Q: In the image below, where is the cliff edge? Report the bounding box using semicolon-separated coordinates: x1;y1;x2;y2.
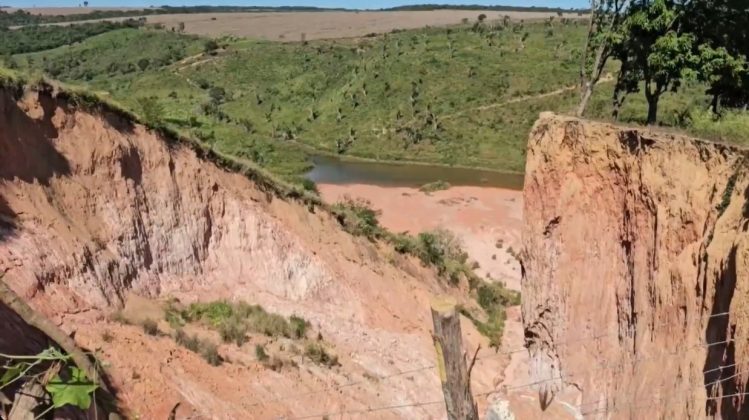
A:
0;81;502;418
522;113;749;419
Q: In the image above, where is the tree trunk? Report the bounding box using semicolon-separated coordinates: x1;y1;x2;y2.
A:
711;94;721;114
646;93;659;125
430;296;478;420
576;82;594;117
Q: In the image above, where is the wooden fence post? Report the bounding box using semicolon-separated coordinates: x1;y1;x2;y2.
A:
431;296;479;420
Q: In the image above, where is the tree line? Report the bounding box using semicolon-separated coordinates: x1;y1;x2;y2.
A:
0;19;144;57
578;0;748;124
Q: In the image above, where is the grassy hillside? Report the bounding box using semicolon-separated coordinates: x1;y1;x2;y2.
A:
0;20;147;56
12;20;748;181
14;20;589;176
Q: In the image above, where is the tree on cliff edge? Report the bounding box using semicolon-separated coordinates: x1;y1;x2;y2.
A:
610;0;748;124
576;0;628;117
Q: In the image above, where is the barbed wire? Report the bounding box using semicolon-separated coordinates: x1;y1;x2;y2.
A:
286;398;445;420
248;362;438;408
251;311;732;413
281;360;747;420
576;343;738;412
573;359;741;412
473;311;733;397
580;365;749;417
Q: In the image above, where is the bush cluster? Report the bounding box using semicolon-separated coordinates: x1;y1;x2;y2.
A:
171;300;310;346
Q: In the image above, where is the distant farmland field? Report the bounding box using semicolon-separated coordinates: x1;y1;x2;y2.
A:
11;10;585;41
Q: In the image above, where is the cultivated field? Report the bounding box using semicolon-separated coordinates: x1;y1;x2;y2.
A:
11;9;585;41
146;11;584;41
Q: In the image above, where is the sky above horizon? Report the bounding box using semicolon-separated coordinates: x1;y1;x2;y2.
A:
4;1;589;10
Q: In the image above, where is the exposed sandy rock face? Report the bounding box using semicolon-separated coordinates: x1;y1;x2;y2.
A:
0;87;494;418
522;113;749;419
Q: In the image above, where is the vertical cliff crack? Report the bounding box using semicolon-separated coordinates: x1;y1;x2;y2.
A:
703;245;742;418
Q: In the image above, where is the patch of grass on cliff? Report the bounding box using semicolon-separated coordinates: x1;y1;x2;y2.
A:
304;342;340;368
174;300;310;344
174;329;223;366
391;227;521;348
332;196;384;239
460;282;520;348
716;171;739;216
331;199;488;287
392;229;477;286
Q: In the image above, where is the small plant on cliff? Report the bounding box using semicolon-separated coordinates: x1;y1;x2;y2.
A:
461;282;521;348
332;196;383;239
141;318;159;336
716;172;739;216
391;233;417;254
178;300;311;340
174;329;223;366
300;178;319;194
200;341;222;366
477;282;521;309
304;342;339;368
414;229;470;284
219;316;249;346
289;315;310;340
255;344;269;362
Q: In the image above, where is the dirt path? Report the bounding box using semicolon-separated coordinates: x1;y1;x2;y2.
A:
442;75;614;121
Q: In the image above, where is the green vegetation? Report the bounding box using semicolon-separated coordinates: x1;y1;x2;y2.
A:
171;300;311;341
0;66;324;212
461;282;521;348
303;342;340;368
716;171;739;216
255;344;269;362
174;329;223;366
419;180;451;193
5;11;748;186
414;229;472;285
0;20;144;56
332;196;383;239
580;0;748;124
1;347;100;415
19;28;202;80
12;18;748;185
329;195;520;346
13;21;589;178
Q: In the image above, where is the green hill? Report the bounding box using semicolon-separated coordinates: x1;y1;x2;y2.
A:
11;19;745;184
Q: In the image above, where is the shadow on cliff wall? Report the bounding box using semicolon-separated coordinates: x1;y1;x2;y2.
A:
0;195;16;242
0;90;71;186
702;246;748;419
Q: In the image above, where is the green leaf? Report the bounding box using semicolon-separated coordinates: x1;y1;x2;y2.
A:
0;363;25;387
45;367;98;409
